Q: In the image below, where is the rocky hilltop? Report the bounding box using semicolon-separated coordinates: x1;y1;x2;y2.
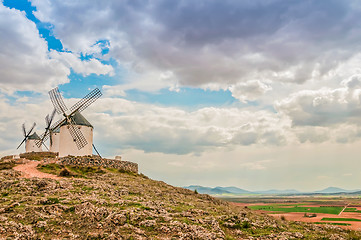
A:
0;158;360;239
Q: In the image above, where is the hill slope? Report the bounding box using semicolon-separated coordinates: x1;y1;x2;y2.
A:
0;159;360;239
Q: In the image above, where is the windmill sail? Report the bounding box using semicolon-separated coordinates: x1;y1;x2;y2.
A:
17;122;36;149
49;87;68;114
46;87;101;152
36;109;56;148
70;88;102;114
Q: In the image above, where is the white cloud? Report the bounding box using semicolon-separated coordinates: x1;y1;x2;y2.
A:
229;80;272;103
88;98;291;154
239;159;272;170
276;74;361;126
0;3;69;93
49;51;114;77
0;3;114;95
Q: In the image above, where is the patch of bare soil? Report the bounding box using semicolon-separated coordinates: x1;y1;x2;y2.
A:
272;212;361;231
13;160;60;179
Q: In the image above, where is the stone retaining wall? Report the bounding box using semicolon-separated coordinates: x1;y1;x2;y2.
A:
58;156;138;173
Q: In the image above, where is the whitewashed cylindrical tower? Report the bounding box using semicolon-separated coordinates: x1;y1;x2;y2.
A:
25;132;43;152
49;128;60;153
58;112;93;157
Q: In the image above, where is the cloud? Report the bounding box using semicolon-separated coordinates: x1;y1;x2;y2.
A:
0;3;114;94
229;80;272;103
0;95;54;155
30;0;361;93
239;159;273;170
0;3;69;93
276;74;361;126
49;51;114;77
88;98;290;154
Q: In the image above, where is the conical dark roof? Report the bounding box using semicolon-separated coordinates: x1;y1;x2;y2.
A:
28;132;40;140
60;111;93;128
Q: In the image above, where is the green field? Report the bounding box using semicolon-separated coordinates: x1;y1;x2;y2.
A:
249;205;343;215
321;217;361;222
344;208;361;213
315;222;351;226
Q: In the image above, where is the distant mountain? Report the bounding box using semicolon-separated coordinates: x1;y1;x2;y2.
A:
214;186;252;194
254;189;300;194
183;185;361;196
184;185;231;194
314;187;360;194
184;185;302;195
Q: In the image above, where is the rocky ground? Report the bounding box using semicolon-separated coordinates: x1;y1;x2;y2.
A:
0;158;361;239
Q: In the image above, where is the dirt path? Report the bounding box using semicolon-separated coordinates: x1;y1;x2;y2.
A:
13;160;61;180
339;203;350;216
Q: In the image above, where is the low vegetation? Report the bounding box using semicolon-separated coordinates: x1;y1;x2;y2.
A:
315;222;351;226
321;218;361;222
249;204;344;215
344;208;361;213
0;160;15;170
19;152;58;161
1;160;361;239
37;163;106;178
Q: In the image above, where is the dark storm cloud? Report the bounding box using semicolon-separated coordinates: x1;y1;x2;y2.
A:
32;0;361;87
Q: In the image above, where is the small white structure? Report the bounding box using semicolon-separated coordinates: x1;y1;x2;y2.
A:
49;128;60;153
25;132;43;152
58;111;93;157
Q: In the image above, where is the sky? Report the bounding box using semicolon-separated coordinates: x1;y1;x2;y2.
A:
1;0;361;191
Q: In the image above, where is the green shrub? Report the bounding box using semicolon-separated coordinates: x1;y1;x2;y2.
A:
41;197;60;205
242;221;251;228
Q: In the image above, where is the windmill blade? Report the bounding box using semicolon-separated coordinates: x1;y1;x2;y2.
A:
49;130;53;146
22;123;26;137
50;118;66;131
45;114;50;126
69;88;102;114
49;87;68;114
35;132;46;148
49;108;56;123
16;137;27;149
67;118;88;150
36;131;51;148
18;122;35;149
36;110;54;148
27;122;36;136
42;142;49;151
36;117;66;148
47;109;56;147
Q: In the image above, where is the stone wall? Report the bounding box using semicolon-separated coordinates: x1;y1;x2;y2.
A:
58;156;138;173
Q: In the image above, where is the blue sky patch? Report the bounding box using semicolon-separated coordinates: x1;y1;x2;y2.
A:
124;87;238;109
3;0;63;51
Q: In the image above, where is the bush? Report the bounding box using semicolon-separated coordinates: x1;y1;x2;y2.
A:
242;221;251;228
0;161;15;170
59;169;71;177
194;189;198;194
281;215;286;221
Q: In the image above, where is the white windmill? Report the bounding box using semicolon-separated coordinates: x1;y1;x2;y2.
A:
17;123;43;152
36;87;102;157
